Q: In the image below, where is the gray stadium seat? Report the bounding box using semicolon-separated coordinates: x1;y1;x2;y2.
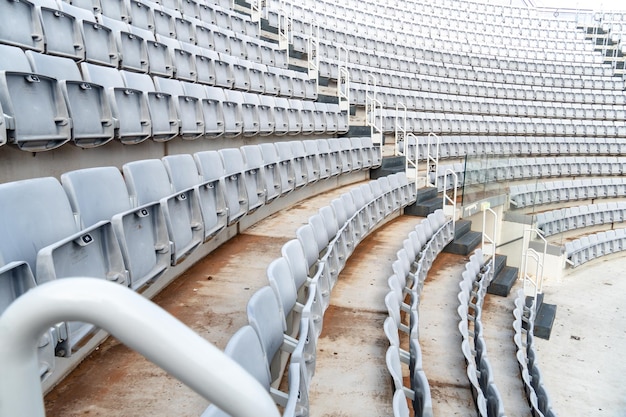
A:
61;166;170;290
219;147;264;214
26;51;115;148
162;154;227;241
153;77;204;139
0;0;44;51
194;150;247;226
123;159;203;265
184;83;224;137
242;144;280;204
80;62;151;144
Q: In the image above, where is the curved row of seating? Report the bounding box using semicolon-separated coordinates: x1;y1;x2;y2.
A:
435;156;626;192
0;0;287;69
509;178;626;209
0;137;376;385
356;85;626;120
457;251;506;417
201;172;417;416
564;227;626;268
385;209;454;417
513;290;557;417
404;136;626;163
536;202;626;237
0;43;343;151
374;110;625;137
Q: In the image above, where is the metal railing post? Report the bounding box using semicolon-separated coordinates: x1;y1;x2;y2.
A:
0;279;280;417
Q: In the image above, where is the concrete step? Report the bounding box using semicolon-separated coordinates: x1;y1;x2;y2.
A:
487;266;518;297
404;197;441;217
493;254;507;278
453;220;472;239
444;230;482;256
370;155;405;179
534;302;557;340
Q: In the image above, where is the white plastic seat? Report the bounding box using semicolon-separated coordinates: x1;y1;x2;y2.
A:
153;77;203;140
61;166;170;290
194;150;247;226
247;286;313;389
261;142;294;196
0;177;128;352
162;154;227;241
220;147;264;214
123;159;203;265
37;2;85;60
80;62;151;144
184;83;224;138
200;325;307;417
101;16;149;74
0;0;44;52
121;70;179;141
282;141;307;189
0;45;71;151
26;50;114;148
242;144;280;204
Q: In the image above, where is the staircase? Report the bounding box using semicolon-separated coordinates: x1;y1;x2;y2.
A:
404;187;441;217
487;254;519;297
443;220;482;256
525;293;557;340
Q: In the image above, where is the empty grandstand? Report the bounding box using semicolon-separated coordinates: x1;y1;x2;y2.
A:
0;0;625;416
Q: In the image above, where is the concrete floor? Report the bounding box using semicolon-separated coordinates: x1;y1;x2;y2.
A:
43;179;626;416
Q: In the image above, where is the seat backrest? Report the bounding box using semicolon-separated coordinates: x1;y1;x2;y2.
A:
0;177;77;272
0;0;44;51
225;325;272;390
246;286;285;366
123;159;174;206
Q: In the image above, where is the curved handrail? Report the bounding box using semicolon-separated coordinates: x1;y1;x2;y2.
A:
0;278;280;417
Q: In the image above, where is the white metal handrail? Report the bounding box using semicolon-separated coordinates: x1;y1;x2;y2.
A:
0;278;280;417
338;66;350;112
307;22;319;79
395;102;407;157
250;0;264;22
521;228;548;309
425;132;440;189
278;11;291;51
404;132;419;191
481;207;498;274
442;168;458;230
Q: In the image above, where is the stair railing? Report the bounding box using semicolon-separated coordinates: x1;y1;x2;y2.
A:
307;22;319;80
481;206;498;275
442;168;458;230
425;132;440;189
365;74;383;152
0;278;280;417
337;45;350;112
521;228;547;311
395;102;407;157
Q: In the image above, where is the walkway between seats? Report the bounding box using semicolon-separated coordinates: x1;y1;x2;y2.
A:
44;182;363;417
480;282;532;417
418;252;476;415
308;216;422;416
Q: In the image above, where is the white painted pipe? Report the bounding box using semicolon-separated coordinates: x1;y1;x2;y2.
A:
0;278;280;417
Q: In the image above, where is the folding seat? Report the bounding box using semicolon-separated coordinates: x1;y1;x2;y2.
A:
179;0;198;18
216;88;243;137
270;67;294;98
0;177;128;353
212;52;235;89
99;16;149;74
80;62;154;144
328;139;345;176
154;36;197;82
153;5;177;38
280;238;327;336
291;99;314;135
123;159;204;264
177;83;222;138
245;61;266;94
151;77;201;139
120;70;179;141
0;0;44;51
25;51;113;149
301;140;321;184
127;0;155;31
272;97;290;136
194;150;247;225
200;325;307;417
246;286;313;390
0;45;71;151
290;71;307;100
262;142;295;196
36;1;86;61
0;260;56;381
274;142;307;188
242;144;280;204
61;166;170;291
